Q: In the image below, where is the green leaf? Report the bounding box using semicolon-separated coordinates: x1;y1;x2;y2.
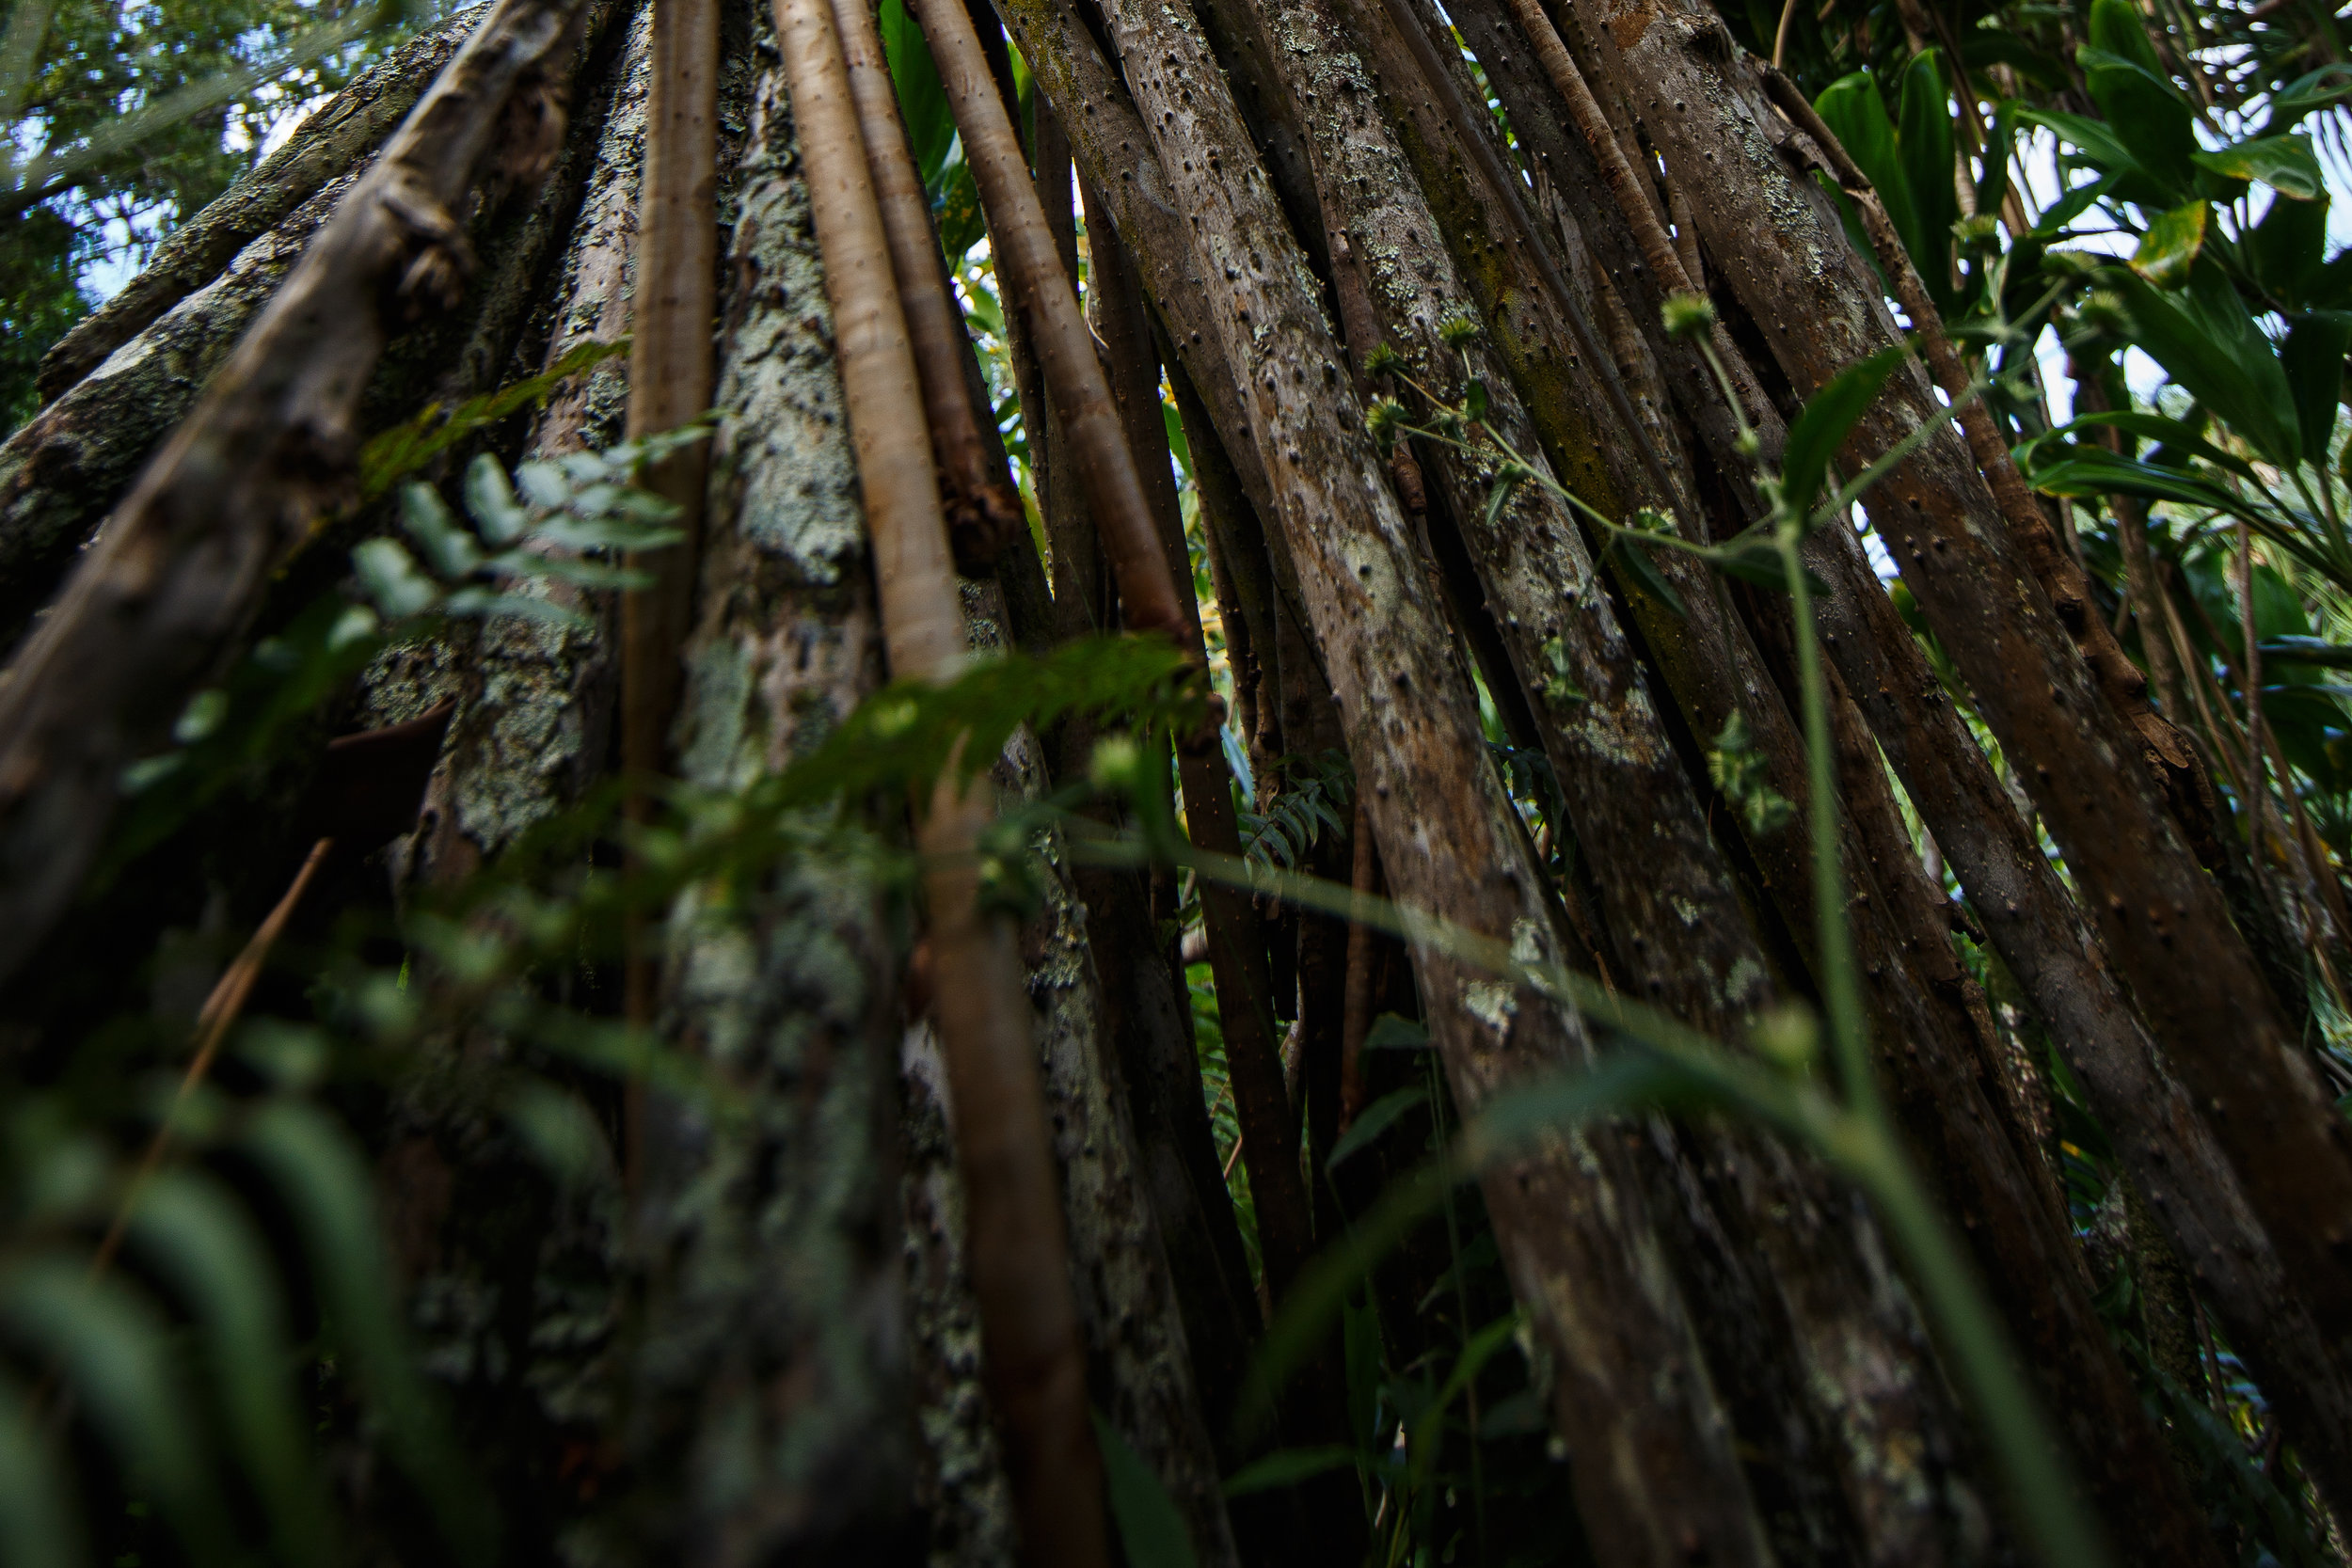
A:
1610;534;1690;619
1816;72;1914;260
1326;1085;1428;1170
2282;311;2351;464
2026;448;2249;514
1221;1446;1361;1497
1;1259;233;1562
131;1171;329;1567
357;338;626;499
1483;466;1523;529
1960;34;2068;89
1091;1411;1198;1568
245;1102;498;1566
1897;51;1958;313
1162;399;1192;477
463;451;531;545
2259;636;2352;669
2014;106;2146;186
1363;1013;1430;1051
2249;191;2332;306
2048;410;2257;479
1410;1311;1524;1483
2112;263;2303;467
2191;135;2325;200
879;0;955;187
402;483;482;577
2082;0;2197;195
2266;64;2352;132
1783;345;1910;518
351;536;441;620
2130;201;2207;289
0;1371;81;1568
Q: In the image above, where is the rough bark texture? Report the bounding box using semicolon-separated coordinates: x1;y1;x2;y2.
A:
1585;0;2352;1429
995;0;1781;1556
0;0;609;983
1210;0;1989;1556
1443;0;2352;1511
617;84;920;1533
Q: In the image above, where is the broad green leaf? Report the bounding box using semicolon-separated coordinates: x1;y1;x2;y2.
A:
1091;1411;1198;1568
1816;72;1915;266
132;1171;329;1567
1783;345;1910;518
1326;1085;1428;1170
2131;201;2207;289
2259;636;2352;669
1362;1012;1430;1051
2249;191;2333;306
2265;63;2352;132
2191;134;2325;200
2050;410;2257;479
1611;534;1690;619
2013;106;2145;187
879;0;955;188
1897;51;1959;313
2281;311;2352;463
1162;399;1192;476
1221;1446;1360;1497
2112;263;2303;467
1;1259;233;1563
245;1102;499;1566
1960;34;2067;88
2082;0;2197;195
2026;448;2247;511
0;1372;78;1568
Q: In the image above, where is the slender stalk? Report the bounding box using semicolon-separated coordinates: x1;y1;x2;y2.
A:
1079;170;1321;1303
1339;798;1377;1129
1778;524;1876;1116
904;0;1184;639
771;6;1107;1566
621;0;722;1184
927;0;1318;1302
828;0;1024;571
88;836;333;1280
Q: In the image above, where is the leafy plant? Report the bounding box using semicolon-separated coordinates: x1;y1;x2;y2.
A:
1238;749;1352;868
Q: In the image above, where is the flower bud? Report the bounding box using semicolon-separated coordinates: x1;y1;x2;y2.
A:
1661;292;1716;341
1089;734;1144;795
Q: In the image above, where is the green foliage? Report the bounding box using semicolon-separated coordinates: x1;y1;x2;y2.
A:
1093;1410;1200;1568
1707;710;1795;835
0;204;85;425
102;421;698;879
876;0;983;260
1237;749;1351;868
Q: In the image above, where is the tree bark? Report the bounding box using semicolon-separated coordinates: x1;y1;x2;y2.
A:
992;0;1780;1556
